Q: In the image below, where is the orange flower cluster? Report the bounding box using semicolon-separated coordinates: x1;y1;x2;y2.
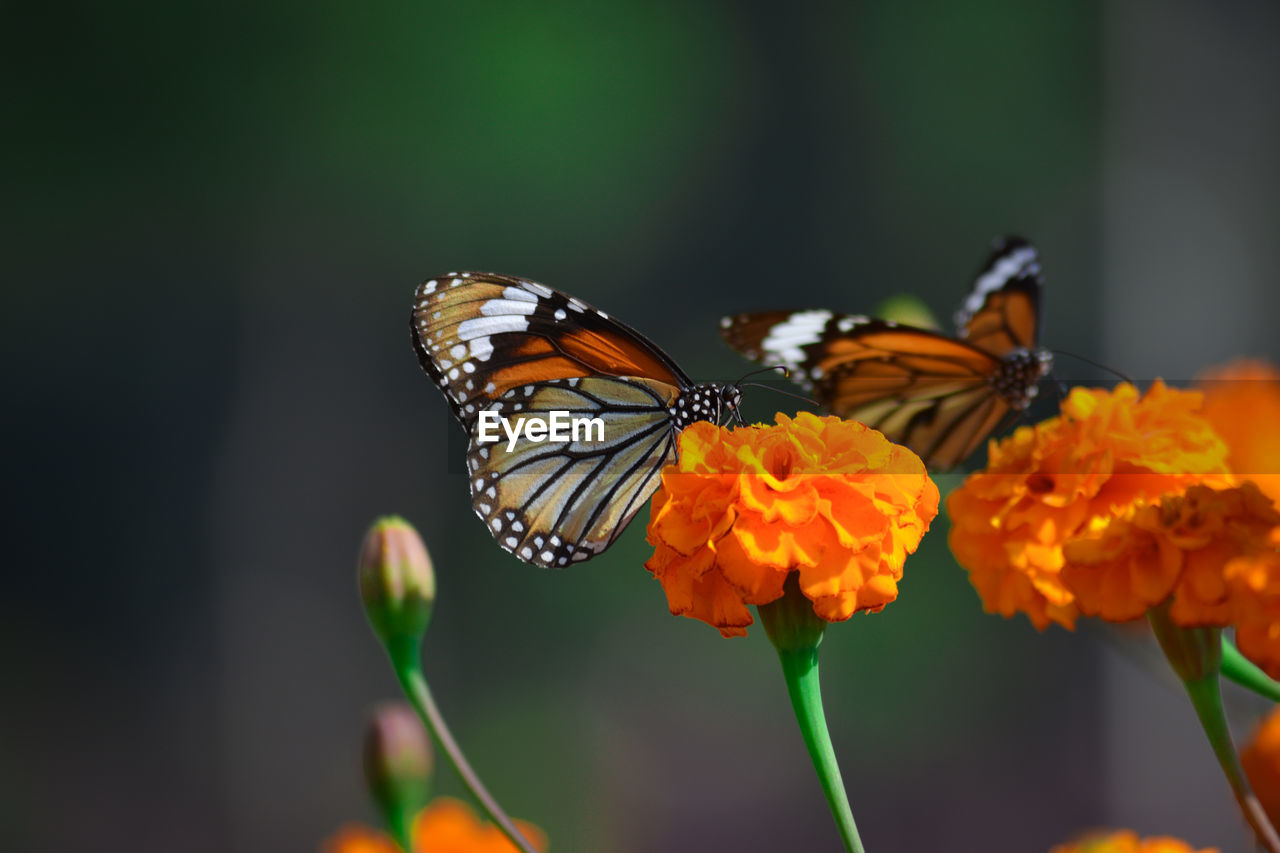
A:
949;376;1280;677
1195;360;1280;678
325;798;546;853
1048;829;1218;853
1243;706;1280;829
1064;482;1280;627
948;381;1232;630
645;411;939;637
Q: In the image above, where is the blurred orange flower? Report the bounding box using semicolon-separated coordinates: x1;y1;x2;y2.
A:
1063;482;1280;626
324;798;546;853
948;381;1231;630
645;411;938;636
1242;706;1280;827
1049;829;1217;853
1225;524;1280;679
1198;359;1280;507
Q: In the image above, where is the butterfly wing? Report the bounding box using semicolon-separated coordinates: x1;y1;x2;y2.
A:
720;310;1010;469
467;376;679;567
411;272;691;427
720;238;1052;469
954;236;1043;356
413;273;706;567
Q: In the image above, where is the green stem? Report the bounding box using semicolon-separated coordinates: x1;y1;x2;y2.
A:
1182;674;1280;853
387;638;539;853
386;803;413;853
776;646;866;853
1222;636;1280;703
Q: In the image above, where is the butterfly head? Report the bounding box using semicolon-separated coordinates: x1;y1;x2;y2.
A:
995;347;1054;410
719;383;745;426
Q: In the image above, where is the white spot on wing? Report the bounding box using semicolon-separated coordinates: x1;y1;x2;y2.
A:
458;315;528;344
760;310;832;366
480;299;538;317
835;315;869;333
502;286;539;304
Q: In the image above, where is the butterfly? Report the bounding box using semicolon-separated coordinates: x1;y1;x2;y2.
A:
719;236;1054;470
411;272;743;567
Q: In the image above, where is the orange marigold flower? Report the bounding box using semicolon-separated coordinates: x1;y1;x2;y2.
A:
1198;359;1280;507
644;411;939;636
325;798;546;853
1242;706;1280;828
1048;828;1218;853
1224;522;1280;679
948;381;1231;630
1063;482;1280;626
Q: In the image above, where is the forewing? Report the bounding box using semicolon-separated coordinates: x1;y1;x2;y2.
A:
465;376;680;567
412;273;689;427
720;309;860;390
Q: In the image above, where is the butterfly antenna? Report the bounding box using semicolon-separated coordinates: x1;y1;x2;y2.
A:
740;381;817;407
1049;349;1134;385
735;364;791;384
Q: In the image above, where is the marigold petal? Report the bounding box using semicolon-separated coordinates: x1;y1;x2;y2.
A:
324;826;403;853
1049;828;1218;853
715;532;789;604
412;798;548;852
1242;705;1280;829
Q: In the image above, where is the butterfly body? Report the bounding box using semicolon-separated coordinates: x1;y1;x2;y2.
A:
991;346;1054;409
720;237;1053;470
412;272;740;567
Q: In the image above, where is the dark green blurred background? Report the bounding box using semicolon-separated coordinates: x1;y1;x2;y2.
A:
7;2;1280;851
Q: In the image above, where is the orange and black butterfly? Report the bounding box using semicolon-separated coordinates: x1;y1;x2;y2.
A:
720;236;1053;470
412;272;743;567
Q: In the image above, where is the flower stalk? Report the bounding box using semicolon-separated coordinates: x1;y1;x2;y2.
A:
386;637;541;853
760;579;865;853
1150;605;1280;852
774;645;865;853
1222;635;1280;703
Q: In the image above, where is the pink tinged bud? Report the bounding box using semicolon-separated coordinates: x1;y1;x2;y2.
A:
364;703;433;835
359;516;436;647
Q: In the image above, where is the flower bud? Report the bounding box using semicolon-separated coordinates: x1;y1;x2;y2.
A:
359;516;435;649
363;702;433;841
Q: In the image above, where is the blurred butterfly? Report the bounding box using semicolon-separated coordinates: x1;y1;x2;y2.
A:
411;272;743;567
720;236;1053;470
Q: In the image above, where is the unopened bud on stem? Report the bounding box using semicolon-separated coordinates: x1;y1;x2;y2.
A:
359;516;436;651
